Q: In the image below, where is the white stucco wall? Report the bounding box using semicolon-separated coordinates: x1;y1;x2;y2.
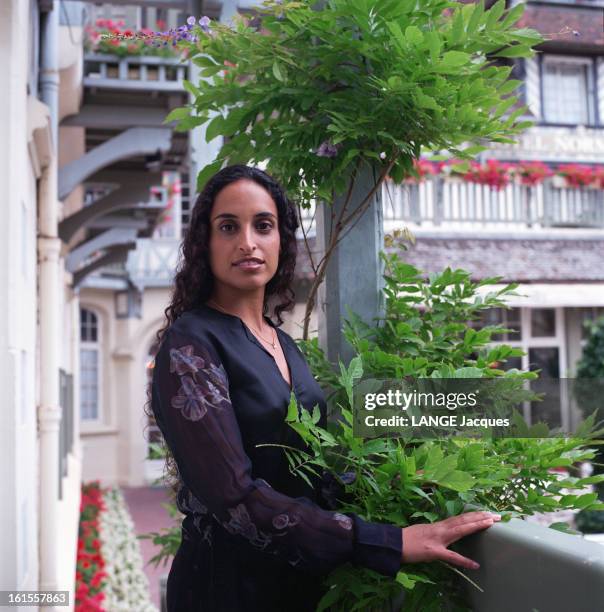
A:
0;0;40;593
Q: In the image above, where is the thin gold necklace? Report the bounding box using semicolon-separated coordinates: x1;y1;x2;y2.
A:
206;299;277;350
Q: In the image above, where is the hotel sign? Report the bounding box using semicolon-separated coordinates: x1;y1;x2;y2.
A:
487;127;604;162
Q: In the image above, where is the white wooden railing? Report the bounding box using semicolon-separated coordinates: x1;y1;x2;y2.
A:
83;53;186;92
382;177;604;229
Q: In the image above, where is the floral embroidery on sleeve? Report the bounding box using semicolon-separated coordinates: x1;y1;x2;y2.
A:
170;344;206;375
333;513;353;530
272;513;301;530
169;343;230;421
220;504;276;550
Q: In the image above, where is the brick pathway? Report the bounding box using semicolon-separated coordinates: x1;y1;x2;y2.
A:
122;486;176;610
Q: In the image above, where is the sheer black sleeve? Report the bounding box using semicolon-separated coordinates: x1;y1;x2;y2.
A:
151;327;402;577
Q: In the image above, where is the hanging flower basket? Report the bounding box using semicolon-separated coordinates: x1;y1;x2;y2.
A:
405;158;441;183
592;167;604;190
462;159;513;191
556;164;595;189
514;160;553;186
84;19;183;58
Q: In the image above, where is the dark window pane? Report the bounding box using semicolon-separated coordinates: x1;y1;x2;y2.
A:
531;309;556;337
503;356;523;371
528;347;560;378
581;307;604;340
506;308;521;340
483;308;503;326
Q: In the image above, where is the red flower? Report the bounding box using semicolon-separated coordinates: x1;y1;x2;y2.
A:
514;160;553;186
76;582;89;599
463;159;512;191
557;163;594;188
406;158;440;183
90;572;105;589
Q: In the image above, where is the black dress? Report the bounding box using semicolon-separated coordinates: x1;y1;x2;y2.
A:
151;304;402;611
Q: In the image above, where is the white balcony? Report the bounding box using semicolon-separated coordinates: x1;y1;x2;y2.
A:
383;177;604;231
124;177;604;289
83;53;187;92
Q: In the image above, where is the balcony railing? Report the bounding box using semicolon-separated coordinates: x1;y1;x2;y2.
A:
83;53;187;92
383;177;604;229
127;237;180;290
124;177;604;289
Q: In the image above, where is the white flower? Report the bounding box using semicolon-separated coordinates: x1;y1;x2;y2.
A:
99;487;159;612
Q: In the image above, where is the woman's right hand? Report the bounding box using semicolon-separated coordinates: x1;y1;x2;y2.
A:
400;511;501;570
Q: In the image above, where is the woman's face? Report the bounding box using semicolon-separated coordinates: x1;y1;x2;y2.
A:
208;179;281;294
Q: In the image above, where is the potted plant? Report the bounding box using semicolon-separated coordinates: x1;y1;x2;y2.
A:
514;160;553;186
555;163;595;189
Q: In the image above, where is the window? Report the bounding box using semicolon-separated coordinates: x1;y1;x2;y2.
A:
580;307;604;342
80;308;100;421
531;308;556;338
541;56;597;125
473;307;567;427
475;307;522;342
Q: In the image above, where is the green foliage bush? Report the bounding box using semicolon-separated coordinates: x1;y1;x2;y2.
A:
288;252;604;610
144;252;604;609
173;0;541;203
574;316;604;533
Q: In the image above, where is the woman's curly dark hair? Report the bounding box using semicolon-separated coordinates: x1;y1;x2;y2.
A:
145;164;300;487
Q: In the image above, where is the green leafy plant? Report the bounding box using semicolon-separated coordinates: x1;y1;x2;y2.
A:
170;0;543;338
142;251;604;609
138;500;183;569
574;316;604;533
285;251;604;611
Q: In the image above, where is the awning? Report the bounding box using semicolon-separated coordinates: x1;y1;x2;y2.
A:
476;283;604;307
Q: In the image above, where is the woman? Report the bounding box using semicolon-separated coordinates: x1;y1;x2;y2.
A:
150;164;500;611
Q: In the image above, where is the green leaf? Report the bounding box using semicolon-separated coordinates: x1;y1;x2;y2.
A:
396;572;418;589
415;92;442;111
405;25;424;45
460;144;488;157
386;21;406;49
273;61;286;82
548;522;580;535
486;0;506;29
182;79;199;97
164;106;191;124
438;470;476;492
424;31;441;63
495;45;533;59
192;55;220;69
500;2;525;29
286;392;299;422
441;51;470;68
449;10;465;46
222;108;249;136
467;0;485;35
575;492;599;509
196;159;223;192
498;79;523;95
424;445;444;473
205;113;225;143
200;64;224;77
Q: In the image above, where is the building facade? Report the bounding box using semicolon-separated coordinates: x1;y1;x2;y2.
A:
77;0;604;487
1;0;602;607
